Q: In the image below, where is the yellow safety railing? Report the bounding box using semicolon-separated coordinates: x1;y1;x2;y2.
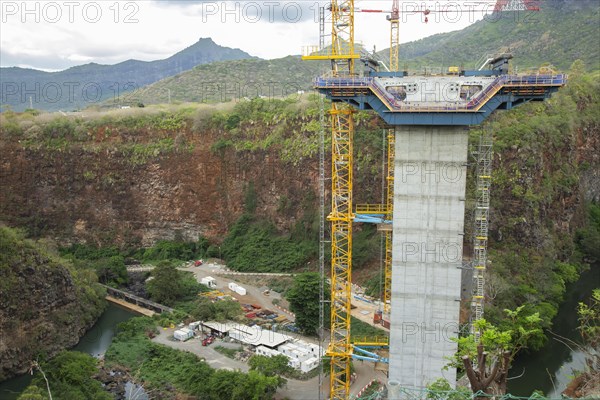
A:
351;336;389;346
355;204;388;214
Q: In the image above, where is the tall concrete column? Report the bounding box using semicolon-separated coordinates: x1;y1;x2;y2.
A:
388;126;468;391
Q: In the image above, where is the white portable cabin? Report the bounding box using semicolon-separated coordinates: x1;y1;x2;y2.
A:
188;321;201;331
174;328;194;341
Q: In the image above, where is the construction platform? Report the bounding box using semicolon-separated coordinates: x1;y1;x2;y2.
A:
314;73;566;125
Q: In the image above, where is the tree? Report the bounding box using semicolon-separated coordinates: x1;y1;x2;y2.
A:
207;369;244;400
213;299;243;321
450;307;543;398
19;352;111;400
18;386;47;400
94;255;128;286
426;378;471;400
564;288;600;397
242;370;282;400
191;296;216;321
286;272;329;335
146;262;183;305
207;369;281;400
578;289;600;362
249;354;291;379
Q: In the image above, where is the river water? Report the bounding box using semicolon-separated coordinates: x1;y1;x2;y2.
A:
0;303;138;400
508;263;600;397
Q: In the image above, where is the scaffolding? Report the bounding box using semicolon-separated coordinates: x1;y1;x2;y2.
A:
354;130;394;318
471;131;493;340
318;93;326;400
383;131;395;314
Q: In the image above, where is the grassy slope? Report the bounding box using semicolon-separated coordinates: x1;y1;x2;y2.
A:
113;57;329;107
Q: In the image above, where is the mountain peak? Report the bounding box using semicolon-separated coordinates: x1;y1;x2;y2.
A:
171;37;254;60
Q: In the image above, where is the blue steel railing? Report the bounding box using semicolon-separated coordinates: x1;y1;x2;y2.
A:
314;74;567;113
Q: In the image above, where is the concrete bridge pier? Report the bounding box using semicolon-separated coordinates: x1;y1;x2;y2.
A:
389;126;468;390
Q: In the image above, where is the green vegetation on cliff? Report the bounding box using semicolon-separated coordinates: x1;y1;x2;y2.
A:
576;202;600;263
220;213;315;272
0;226;106;381
472;65;600;347
0;106;196;165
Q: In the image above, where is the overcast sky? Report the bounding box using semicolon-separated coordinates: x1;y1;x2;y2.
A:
0;1;501;71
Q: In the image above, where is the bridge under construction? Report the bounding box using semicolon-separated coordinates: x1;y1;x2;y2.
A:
303;0;566;398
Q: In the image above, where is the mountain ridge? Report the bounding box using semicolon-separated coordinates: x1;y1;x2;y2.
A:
1;38;255;112
380;0;599;70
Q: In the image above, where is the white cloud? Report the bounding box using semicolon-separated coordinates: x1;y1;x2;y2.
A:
0;0;494;71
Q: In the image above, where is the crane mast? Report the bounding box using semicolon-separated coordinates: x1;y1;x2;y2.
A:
303;1;358;398
388;0;400;72
328;2;355;398
384;0;400;315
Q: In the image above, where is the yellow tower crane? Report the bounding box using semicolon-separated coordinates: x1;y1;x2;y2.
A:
303;1;358;398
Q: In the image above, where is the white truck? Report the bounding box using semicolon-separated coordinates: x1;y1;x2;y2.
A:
201;276;217;289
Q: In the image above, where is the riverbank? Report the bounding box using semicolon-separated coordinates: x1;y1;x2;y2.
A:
0;303;139;399
508;263;600;397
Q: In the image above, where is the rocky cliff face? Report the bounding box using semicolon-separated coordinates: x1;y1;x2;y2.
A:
0;125;318;248
0;227;106;380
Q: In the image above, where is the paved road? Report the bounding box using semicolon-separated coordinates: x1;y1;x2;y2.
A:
351;360;388;398
276;362;387;400
153;327;250;372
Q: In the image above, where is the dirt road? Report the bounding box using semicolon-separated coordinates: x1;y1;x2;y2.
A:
181;262;295;320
